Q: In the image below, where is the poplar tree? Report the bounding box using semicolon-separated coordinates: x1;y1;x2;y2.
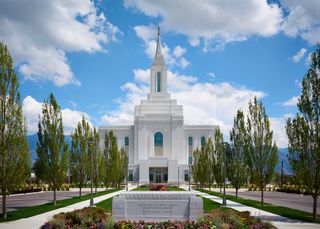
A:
246;97;278;206
35;93;69;205
103;131;119;189
286;47;320;219
213;128;224;193
70;116;90;197
228;110;248;198
0;42;30;219
118;147;128;188
92;127;101;194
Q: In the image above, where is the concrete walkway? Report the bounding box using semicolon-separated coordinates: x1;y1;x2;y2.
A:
192;189;320;229
0;189;125;229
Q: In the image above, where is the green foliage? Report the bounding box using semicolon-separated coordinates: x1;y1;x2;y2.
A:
286;47;320;219
34;93;69;205
0;41;30;219
228;110;249;198
102;131;128;189
213;128;224;190
70;116;91;197
246;97;278;205
91;127;102;193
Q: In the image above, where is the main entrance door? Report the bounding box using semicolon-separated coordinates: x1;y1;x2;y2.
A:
149;167;168;183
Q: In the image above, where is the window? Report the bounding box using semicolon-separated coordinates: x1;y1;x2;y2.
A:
154;132;163;156
184;170;189;181
128;170;133;181
201;136;206;146
125;137;129;146
156;72;161;92
188;137;193;163
188;136;193;146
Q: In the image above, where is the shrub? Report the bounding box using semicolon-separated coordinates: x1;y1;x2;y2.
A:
149;184;168;191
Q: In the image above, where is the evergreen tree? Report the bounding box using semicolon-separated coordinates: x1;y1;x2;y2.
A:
228;110;248;198
70;116;90;197
0;42;30;219
286;47;320;219
103;131;119;189
246;97;278;206
34;93;69;205
213;128;224;193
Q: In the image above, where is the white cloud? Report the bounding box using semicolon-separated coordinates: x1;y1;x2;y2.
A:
281;0;320;45
134;25;190;68
0;0;121;86
292;48;307;63
125;0;283;50
100;68;272;142
207;72;216;79
270;114;292;148
23;96;91;135
282;95;299;106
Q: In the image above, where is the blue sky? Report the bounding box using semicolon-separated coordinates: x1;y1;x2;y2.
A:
1;0;319;148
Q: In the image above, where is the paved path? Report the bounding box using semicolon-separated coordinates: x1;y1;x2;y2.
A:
192;189;320;229
0;189;125;229
208;188;319;214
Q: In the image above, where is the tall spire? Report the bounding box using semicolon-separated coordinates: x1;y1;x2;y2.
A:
155;26;161;57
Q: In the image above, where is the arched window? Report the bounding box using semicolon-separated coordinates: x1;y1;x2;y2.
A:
125;137;129;146
156;72;161;92
154;132;163;156
188;136;193;163
201;136;206;146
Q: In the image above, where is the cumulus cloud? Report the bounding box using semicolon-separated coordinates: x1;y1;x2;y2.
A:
0;0;122;86
282;95;299;107
281;0;320;45
134;25;190;68
100;69;295;146
292;48;307;63
125;0;283;50
23;96;91;135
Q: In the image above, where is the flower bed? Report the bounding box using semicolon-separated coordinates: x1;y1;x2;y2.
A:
41;207;275;228
149;183;168;191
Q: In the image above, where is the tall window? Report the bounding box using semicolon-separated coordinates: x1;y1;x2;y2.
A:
156;72;161;92
124;137;129;153
154;132;163;156
201;136;206;146
188;136;193;163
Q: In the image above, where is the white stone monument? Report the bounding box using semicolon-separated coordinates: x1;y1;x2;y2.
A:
112;191;203;222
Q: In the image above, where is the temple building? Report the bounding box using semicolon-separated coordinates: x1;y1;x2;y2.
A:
99;27;217;184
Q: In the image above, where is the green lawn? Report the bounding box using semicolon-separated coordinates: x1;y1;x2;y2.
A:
132;185;185;191
0;189;121;222
96;197;113;210
197;189;320;224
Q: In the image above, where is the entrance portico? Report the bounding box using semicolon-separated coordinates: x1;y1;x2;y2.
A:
149;167;168;183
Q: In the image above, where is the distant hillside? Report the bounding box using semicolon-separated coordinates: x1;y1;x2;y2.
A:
275;148;292;175
28;134;72;164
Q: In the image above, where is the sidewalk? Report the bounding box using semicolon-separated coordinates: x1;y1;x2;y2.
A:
192;189;320;229
0;189;125;229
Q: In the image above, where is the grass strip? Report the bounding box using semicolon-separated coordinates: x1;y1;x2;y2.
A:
96;197;113;210
197;188;320;224
0;188;120;222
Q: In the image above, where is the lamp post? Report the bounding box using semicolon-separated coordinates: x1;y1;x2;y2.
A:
188;156;192;191
178;167;180;187
89;141;94;207
222;142;228;206
126;171;128;191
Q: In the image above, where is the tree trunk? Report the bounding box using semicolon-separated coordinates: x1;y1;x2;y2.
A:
95;186;97;194
79;187;82;197
220;185;222;194
2;193;7;219
53;188;56;206
313;195;318;219
260;186;264;206
236;188;238;198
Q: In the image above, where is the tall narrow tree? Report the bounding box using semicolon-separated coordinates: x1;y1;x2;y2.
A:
246;97;278;206
103;131;119;189
70;116;90;197
92;127;101;194
228;110;248;198
286;47;320;219
118;147;128;188
0;42;30;219
213;128;224;193
34;93;69;205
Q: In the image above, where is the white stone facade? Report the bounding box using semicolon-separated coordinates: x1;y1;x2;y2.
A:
99;27;218;184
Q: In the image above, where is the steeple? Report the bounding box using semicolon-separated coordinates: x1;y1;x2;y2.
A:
155;26;161;56
149;26;169;100
153;26;164;66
